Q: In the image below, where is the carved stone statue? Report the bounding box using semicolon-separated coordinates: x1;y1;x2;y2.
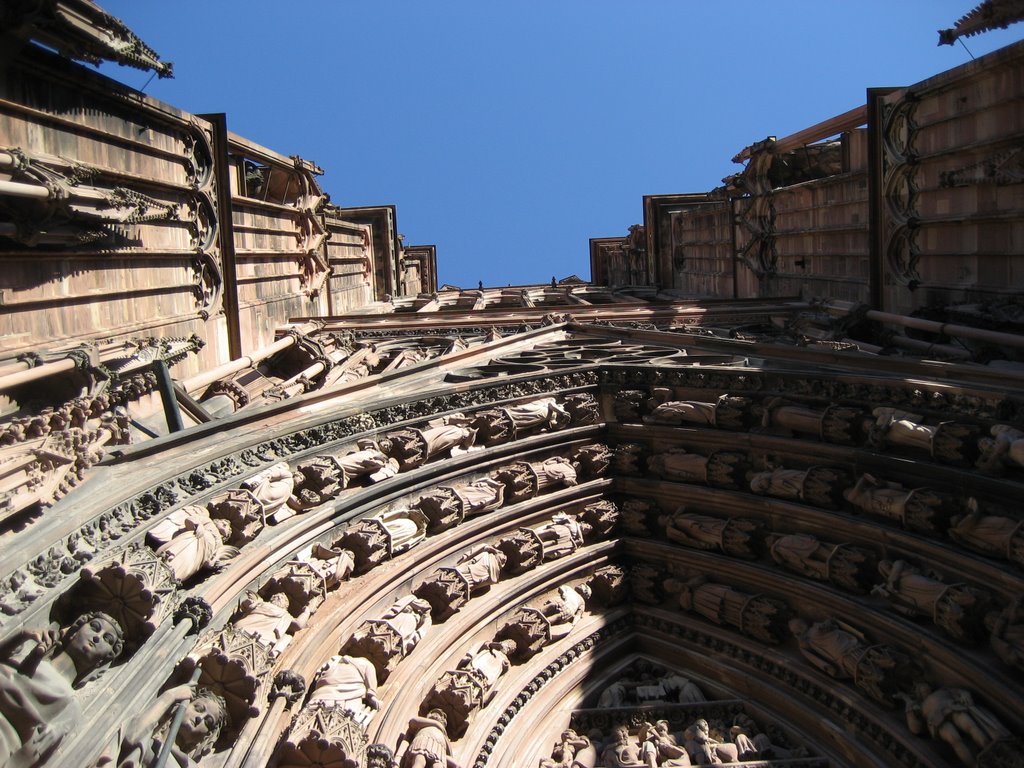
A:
399;709;457;768
612;443;645;477
665;577;790;644
758;398;864;444
639;721;689;767
288;457;345;512
868;408;979;465
346;596;433;679
789;617;912;704
387;417;477;471
340;509;428;572
600;726;644;768
977;424;1024;475
534;512;586;559
239;461;294;522
874;560;993;643
115;684;229;768
643;391;750;430
414;545;506;618
539;729;590;768
628;564;665;605
767;533;876;593
424;640;517;734
647;448;749;489
613;391;647;422
306;655;380;726
749;465;848;509
503;397;571;433
660;510;763;559
620;498;655;536
232;590;309;655
843;473;954;534
901;684;1011;765
147;505;236;582
540;584;591;640
337;445;400;486
0;612;124;767
532;457;578;494
949;501;1024;567
988;598;1024;671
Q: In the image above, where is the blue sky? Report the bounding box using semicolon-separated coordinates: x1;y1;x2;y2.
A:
97;2;1022;288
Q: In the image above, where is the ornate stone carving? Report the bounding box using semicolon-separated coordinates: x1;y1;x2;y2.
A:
749;465;849;509
874;560;994;643
988;598;1024;672
414;544;506;619
659;510;764;559
756;398;865;444
612;443;645;477
495;585;591;659
620;497;656;535
345;596;433;681
146;505;237;583
385;415;477;471
643;391;752;430
867;408;980;466
586;565;627;607
306;654;380;725
789;617;915;705
206;489;265;544
185;625;275;726
423;640;516;736
901;685;1016;766
270;669;307;706
339;509;428;573
647;448;750;490
563;393;600;425
539;729;591;768
238;461;294;522
977;424;1024;475
398;709;454;768
767;533;877;593
114;683;229;768
231;589;312;656
629;564;667;605
471;396;570;444
949;502;1024;567
844;473;955;534
280;704;368;768
74;544;177;643
613;390;647;422
0;612;125;767
665;577;790;644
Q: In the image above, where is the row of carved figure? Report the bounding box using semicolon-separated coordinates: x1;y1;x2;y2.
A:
572;566;1021;766
0;450;611;767
622;499;1018;652
615;388;1024;475
275;500;623;767
618;438;1024;572
542;713;805;768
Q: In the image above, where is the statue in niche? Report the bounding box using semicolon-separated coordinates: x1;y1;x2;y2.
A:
0;612;124;767
767;533;876;592
868;408;979;465
727;714;805;761
239;461;294;522
664;576;790;644
115;684;229;768
660;673;705;704
900;684;1012;766
456;639;515;695
843;473;953;534
386;416;477;471
600;726;644;768
539;729;591;768
336;442;400;486
425;640;517;732
643;390;751;430
977;424;1024;475
414;545;506;618
489;462;535;505
874;559;993;643
647;448;748;489
788;617;913;704
533;456;578;494
639;721;689;767
288;457;346;512
749;464;848;509
147;505;237;582
659;509;763;559
988;598;1024;671
232;589;310;655
412;475;507;534
503;396;571;433
347;596;432;678
682;719;724;765
540;584;591;640
756;397;864;444
304;544;356;590
205;490;264;545
948;499;1024;567
534;512;586;559
398;709;457;768
306;655;380;726
579;500;619;537
341;509;427;572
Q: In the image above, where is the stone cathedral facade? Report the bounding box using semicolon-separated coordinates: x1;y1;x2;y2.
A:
1;3;1024;767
